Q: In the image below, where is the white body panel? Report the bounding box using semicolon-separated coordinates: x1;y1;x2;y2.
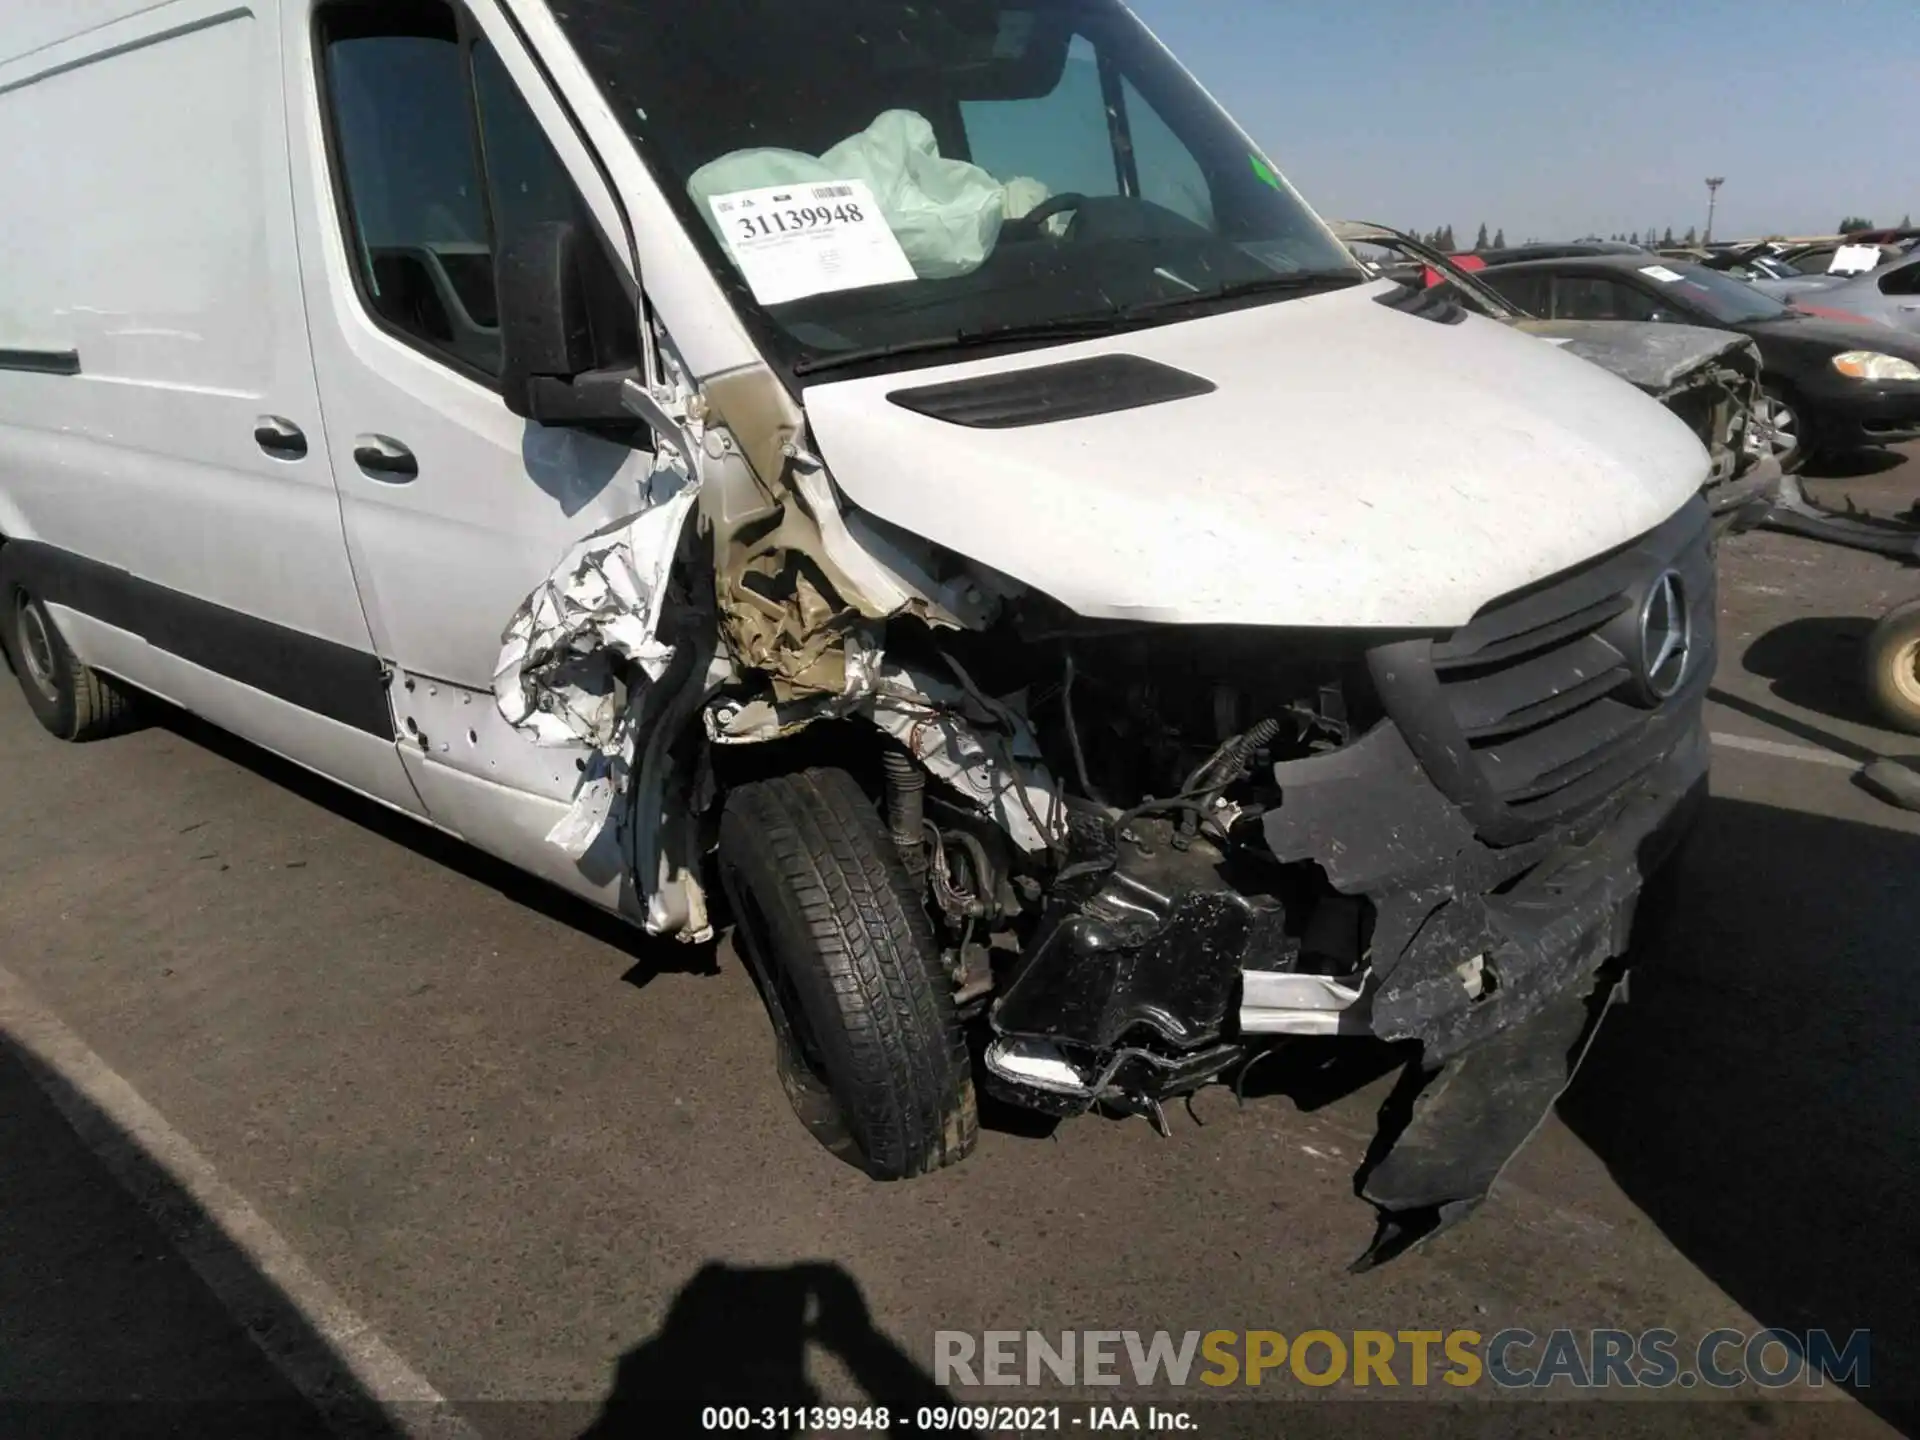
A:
0;3;376;652
0;0;421;813
804;284;1709;630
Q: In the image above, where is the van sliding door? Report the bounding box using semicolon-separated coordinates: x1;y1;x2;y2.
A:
0;0;421;812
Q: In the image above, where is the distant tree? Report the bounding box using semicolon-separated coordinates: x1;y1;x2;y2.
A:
1474;222;1490;250
1440;224;1457;250
1629;231;1640;245
1838;216;1875;233
1904;213;1913;228
1661;226;1676;246
1492;228;1506;248
1683;225;1698;245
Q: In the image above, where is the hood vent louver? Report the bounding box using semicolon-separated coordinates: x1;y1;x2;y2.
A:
887;354;1216;429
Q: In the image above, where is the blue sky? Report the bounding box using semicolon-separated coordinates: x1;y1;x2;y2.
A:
1132;0;1916;243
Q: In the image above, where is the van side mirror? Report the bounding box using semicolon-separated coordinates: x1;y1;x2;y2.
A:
497;221;636;425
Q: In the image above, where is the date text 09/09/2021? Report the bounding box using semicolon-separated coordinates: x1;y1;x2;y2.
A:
700;1406;1194;1433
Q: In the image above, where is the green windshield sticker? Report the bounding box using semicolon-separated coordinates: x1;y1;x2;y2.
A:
1250;155;1282;190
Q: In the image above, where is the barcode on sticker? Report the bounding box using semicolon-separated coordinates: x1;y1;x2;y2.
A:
813;185;856;199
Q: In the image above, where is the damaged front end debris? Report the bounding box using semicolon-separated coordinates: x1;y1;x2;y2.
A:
493;342;1716;1266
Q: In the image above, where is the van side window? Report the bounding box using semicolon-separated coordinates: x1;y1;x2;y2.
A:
317;2;633;384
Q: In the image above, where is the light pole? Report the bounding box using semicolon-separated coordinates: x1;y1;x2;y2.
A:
1704;177;1724;245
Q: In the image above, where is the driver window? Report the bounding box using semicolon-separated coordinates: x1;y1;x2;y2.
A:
319;1;634;384
960;37;1119;201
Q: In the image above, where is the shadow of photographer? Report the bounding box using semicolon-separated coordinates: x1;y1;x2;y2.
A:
582;1262;974;1439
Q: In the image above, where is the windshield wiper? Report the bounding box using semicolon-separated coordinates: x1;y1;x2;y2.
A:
791;315;1141;377
789;270;1369;378
1120;269;1367;317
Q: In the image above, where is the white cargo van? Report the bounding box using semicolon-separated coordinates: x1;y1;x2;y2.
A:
0;0;1716;1264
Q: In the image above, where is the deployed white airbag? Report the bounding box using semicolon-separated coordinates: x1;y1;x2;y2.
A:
689;110;1040;289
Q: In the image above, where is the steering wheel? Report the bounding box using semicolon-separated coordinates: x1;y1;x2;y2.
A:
1003;192;1091;243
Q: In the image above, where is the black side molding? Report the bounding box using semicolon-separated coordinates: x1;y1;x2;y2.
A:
0;541;395;741
888;354;1216;429
0;348;82;376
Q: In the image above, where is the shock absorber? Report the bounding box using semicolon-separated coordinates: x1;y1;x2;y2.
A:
1176;717;1283;847
882;749;927;878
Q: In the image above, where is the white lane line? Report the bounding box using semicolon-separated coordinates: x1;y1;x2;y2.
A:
0;964;478;1440
1710;732;1859;770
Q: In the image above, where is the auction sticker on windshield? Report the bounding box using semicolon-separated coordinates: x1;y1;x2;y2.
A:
708;181;915;306
1640;265;1685;283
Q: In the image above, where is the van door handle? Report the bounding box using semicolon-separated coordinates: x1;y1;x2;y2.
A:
254;416;308;460
353;435;418;482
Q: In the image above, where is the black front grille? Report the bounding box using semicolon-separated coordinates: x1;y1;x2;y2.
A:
1370;497;1715;844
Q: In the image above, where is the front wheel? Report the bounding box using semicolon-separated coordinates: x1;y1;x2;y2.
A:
1866;599;1920;736
1748;384;1807;474
718;767;977;1180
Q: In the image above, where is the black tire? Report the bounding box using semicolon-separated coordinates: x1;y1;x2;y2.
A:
1866;598;1920;736
718;767;977;1180
6;585;137;742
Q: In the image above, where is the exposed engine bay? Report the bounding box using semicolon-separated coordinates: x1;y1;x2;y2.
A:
871;611;1376;1081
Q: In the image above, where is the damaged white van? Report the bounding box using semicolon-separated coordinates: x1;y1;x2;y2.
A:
0;0;1715;1264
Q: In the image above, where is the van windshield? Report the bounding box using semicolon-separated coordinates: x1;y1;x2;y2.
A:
549;0;1362;376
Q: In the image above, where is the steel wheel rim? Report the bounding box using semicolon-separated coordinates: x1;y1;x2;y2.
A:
1893;637;1920;709
15;601;59;703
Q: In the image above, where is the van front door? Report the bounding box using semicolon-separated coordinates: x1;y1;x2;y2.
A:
286;0;654;907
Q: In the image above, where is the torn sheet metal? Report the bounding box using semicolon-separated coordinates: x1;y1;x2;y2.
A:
866;663;1066;854
705;655;1067;855
493;466;700;864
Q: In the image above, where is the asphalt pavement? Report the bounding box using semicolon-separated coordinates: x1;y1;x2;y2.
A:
4;448;1919;1439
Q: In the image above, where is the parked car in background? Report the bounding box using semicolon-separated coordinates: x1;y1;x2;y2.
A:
1694;243;1806;283
1748;253;1920;335
1338;222;1769;509
1479;254;1920;470
1780;239;1904;278
1458;240;1645;268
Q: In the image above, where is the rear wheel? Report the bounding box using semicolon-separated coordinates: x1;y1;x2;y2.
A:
7;586;136;742
717;767;976;1180
1866;599;1920;736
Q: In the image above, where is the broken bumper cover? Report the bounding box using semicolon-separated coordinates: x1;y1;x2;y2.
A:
986;713;1707;1263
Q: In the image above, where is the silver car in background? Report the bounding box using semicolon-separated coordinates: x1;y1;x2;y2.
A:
1749;253;1920;335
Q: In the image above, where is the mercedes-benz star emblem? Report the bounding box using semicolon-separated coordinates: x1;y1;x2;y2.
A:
1639;571;1691;700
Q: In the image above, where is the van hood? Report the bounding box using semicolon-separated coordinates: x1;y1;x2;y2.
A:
800;282;1709;629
